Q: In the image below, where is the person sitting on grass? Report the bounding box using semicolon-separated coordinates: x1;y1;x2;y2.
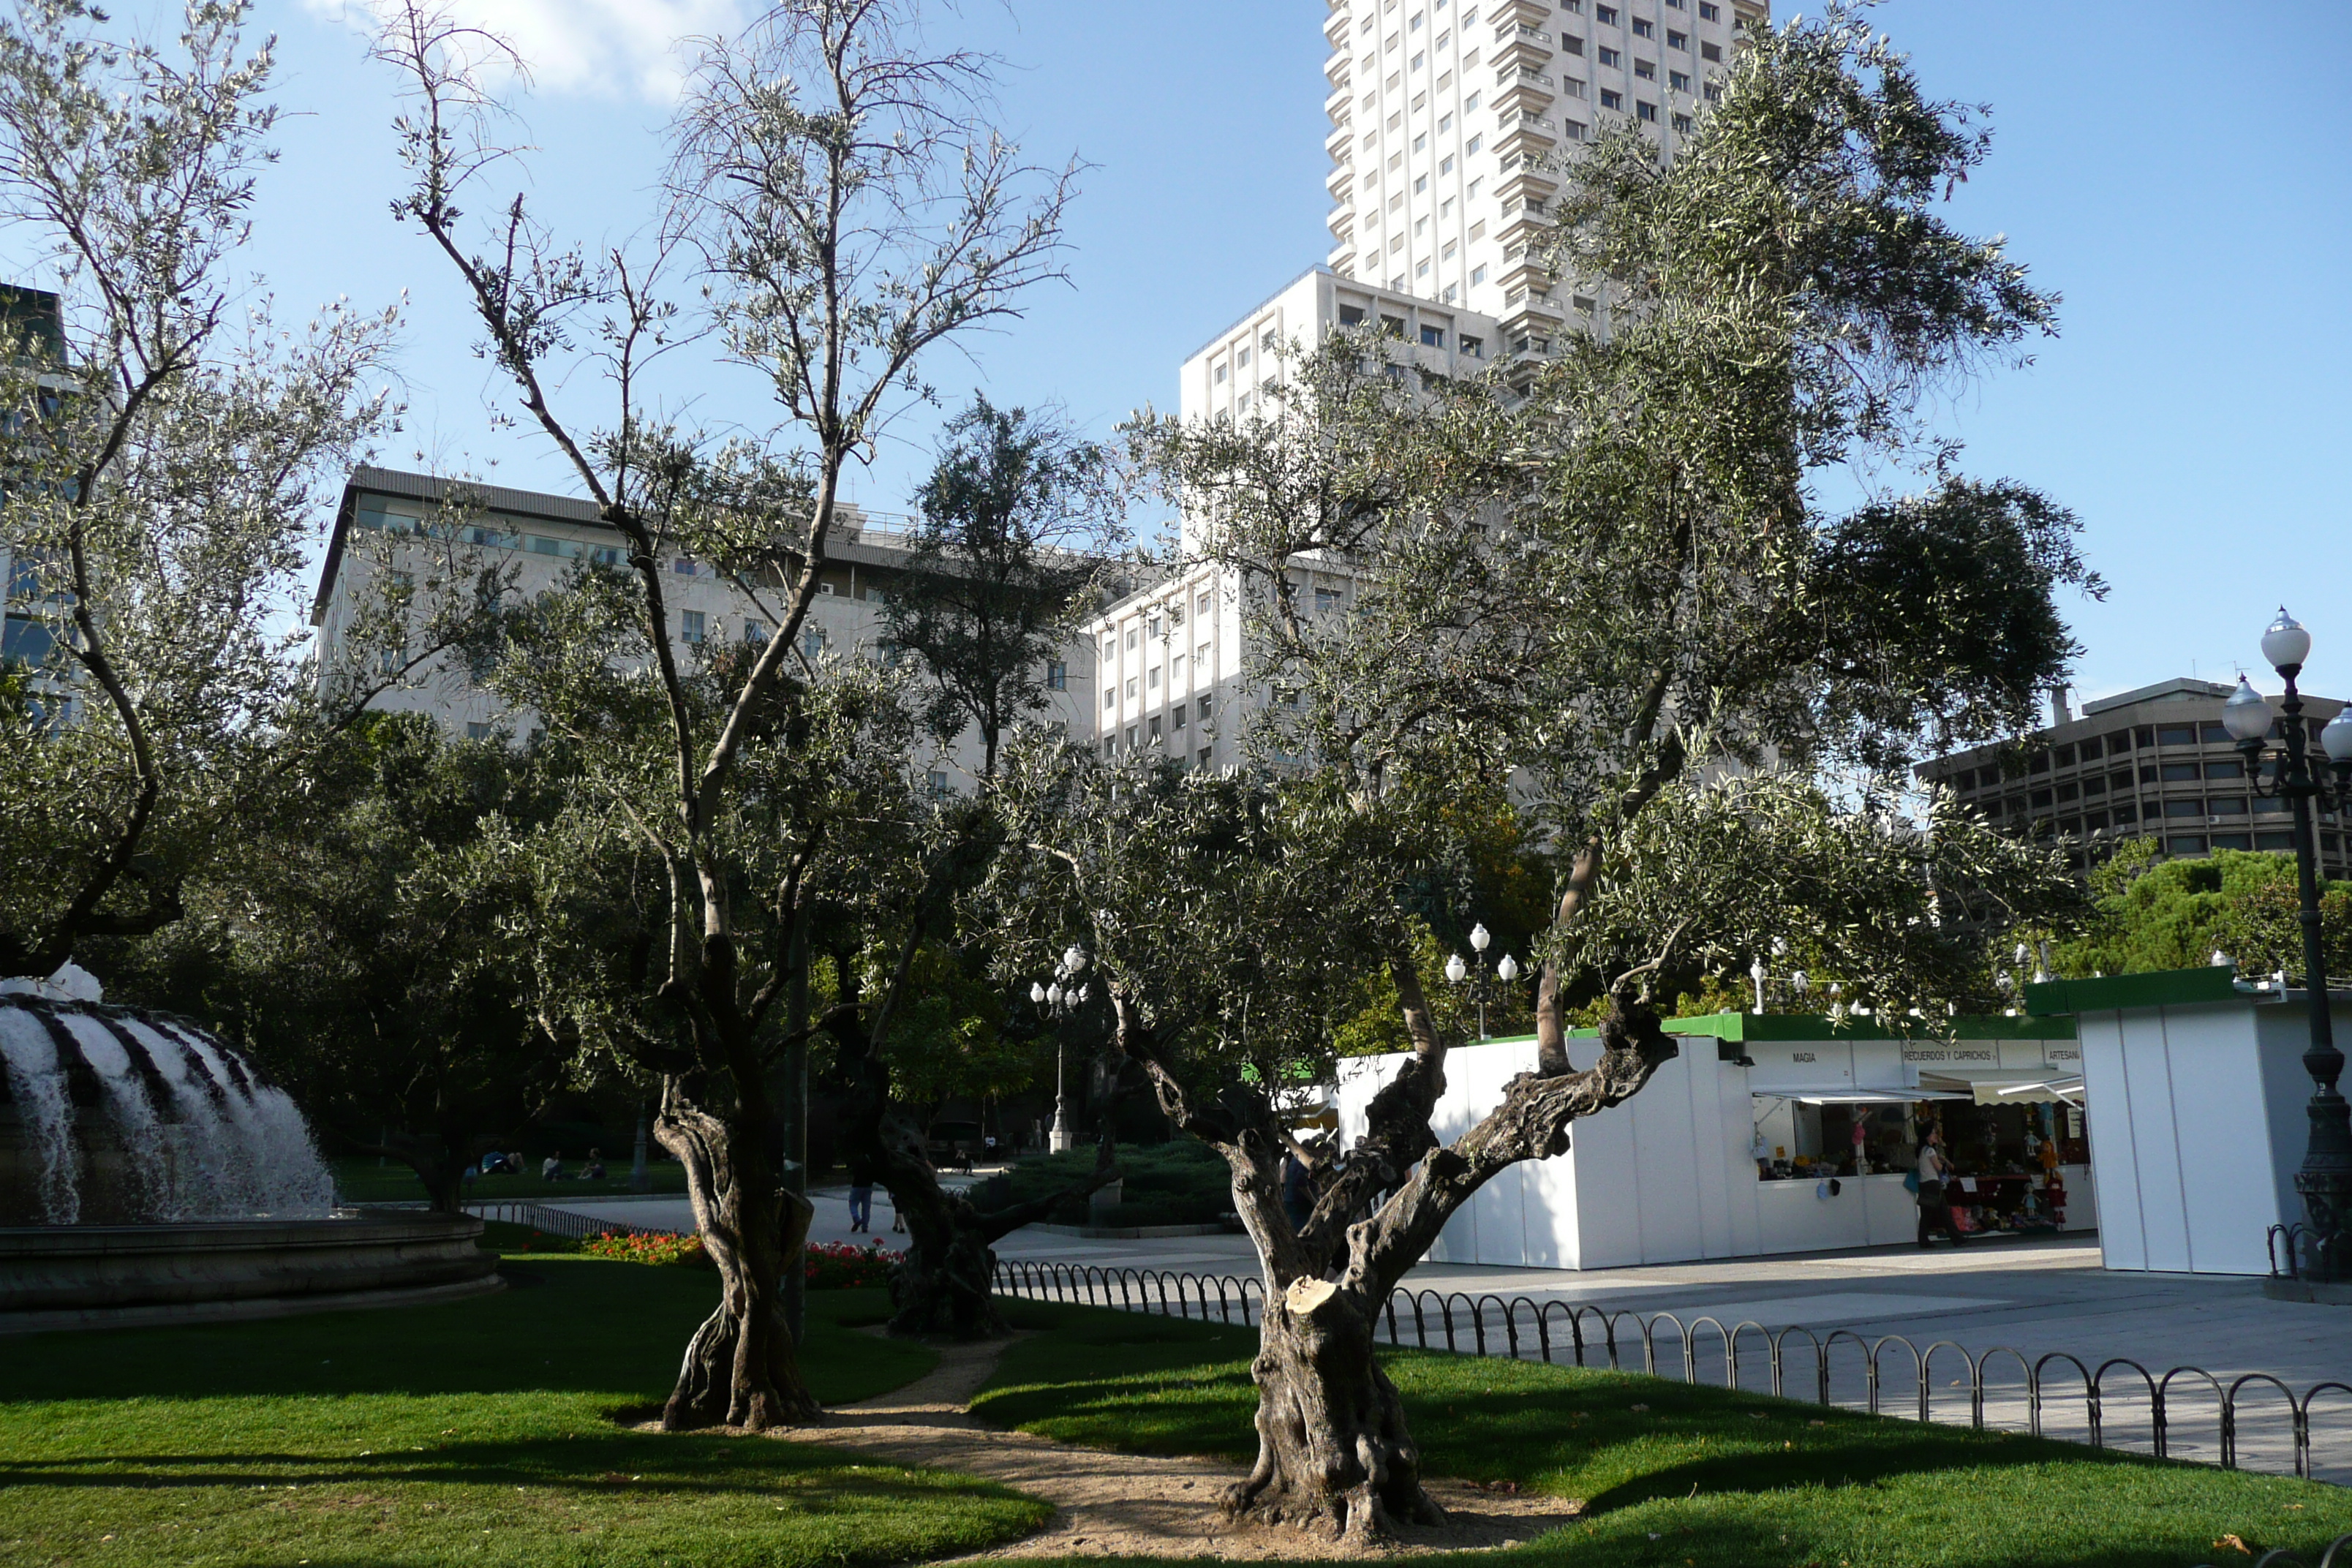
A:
480;1150;505;1177
541;1151;564;1181
581;1148;607;1180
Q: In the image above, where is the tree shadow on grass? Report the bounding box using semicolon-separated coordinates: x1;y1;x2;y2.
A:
0;1270;916;1408
0;1428;1009;1504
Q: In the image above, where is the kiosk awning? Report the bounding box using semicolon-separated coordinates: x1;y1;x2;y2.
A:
1918;1069;2086;1106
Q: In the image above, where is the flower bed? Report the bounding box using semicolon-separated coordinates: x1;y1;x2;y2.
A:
581;1230;709;1268
576;1231;901;1289
807;1240;903;1290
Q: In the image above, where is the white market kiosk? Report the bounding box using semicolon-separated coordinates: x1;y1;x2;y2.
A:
1334;1013;2090;1271
2027;965;2352;1277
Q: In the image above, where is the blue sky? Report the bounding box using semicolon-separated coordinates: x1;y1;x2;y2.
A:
56;2;2352;705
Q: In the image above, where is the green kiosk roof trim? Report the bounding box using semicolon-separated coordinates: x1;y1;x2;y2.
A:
2024;966;2245;1017
1564;1011;2075;1043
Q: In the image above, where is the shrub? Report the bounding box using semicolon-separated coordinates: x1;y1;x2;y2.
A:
581;1230;710;1268
995;1137;1235;1227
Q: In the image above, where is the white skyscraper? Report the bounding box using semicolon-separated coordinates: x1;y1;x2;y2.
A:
1322;0;1763;354
1087;0;1768;766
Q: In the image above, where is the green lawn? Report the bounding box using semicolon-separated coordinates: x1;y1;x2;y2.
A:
0;1262;1046;1568
333;1158;690;1206
973;1302;2352;1567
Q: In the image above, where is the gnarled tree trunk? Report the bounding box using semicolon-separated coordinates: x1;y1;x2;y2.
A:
1226;1274;1439;1545
1128;987;1680;1545
656;1080;818;1429
845;1070;1117;1338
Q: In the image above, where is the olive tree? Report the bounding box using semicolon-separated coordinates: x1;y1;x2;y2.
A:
375;0;1074;1427
0;1;464;982
1046;11;2103;1541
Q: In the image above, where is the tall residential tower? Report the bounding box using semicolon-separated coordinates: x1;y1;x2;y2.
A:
1322;0;1763;356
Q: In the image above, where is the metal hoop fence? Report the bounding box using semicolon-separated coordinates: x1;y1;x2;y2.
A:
992;1258;2352;1483
466;1199;678;1240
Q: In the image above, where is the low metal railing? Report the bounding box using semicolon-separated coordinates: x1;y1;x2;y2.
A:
991;1259;2352;1483
467;1200;682;1240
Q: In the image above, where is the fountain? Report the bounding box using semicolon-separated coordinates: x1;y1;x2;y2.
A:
0;967;498;1333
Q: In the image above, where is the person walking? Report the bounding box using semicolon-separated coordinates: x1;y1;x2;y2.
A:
1915;1126;1965;1247
846;1164;875;1234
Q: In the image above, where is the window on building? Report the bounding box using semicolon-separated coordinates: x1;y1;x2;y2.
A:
1702;39;1722;60
1670;69;1690;91
1198;695;1214;720
673;557;696;576
743;618;769;644
1172;704;1188;731
1670;111;1692;133
1460;333;1484;357
2212;796;2250;817
2082;774;2106;796
1414;134;1428;154
1440;154;1455;176
1600;88;1622;109
1636;99;1658;121
1471;264;1488;285
2201;721;2231;745
1339;304;1367;327
1125;676;1139;698
2206;758;2246;780
1046;660;1066;690
1698;0;1719;17
680;609;706;644
1598;45;1620;66
1126;726;1139;749
1196;592;1211;616
2163;799;2205;818
1668;29;1688;48
2171;834;2209;855
927;769;951;798
2056;782;2078;802
2157;723;2197;747
1196;641;1212;666
1172;653;1186;682
1597;3;1618;21
465;721;492;742
1103;738;1117;759
1632;16;1654;37
2055;744;2076;766
1316;587;1346;614
1214;363;1228;383
1464;92;1480;113
1104;688;1116;710
1703;80;1721;102
1420;323;1444;347
2030;789;2052;809
1127;628;1140;649
2159;761;2200;782
1416;259;1432;279
1382;314;1408;337
801;624;826;657
1147;666;1161;690
2114;802;2138;823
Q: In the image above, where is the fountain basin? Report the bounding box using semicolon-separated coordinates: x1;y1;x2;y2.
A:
0;1211;502;1334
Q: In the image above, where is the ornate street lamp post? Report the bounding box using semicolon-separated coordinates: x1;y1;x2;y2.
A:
1445;924;1518;1039
2226;609;2352;1278
1028;944;1090;1154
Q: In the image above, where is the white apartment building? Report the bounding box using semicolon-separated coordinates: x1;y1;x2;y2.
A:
1322;0;1763;354
311;466;1100;792
1082;1;1768;766
1089;269;1498;768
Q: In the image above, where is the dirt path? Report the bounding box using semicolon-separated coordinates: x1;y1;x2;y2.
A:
772;1334;1582;1559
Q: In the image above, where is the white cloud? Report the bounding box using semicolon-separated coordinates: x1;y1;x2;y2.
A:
308;0;747;103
